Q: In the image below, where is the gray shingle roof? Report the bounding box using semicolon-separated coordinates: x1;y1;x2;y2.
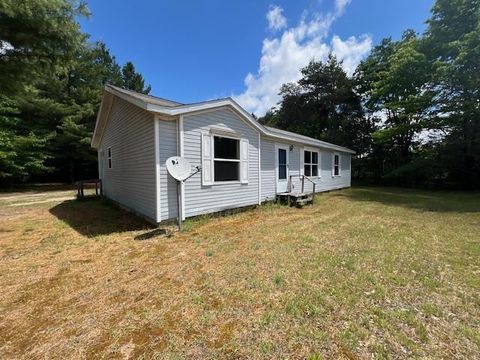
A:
95;84;355;154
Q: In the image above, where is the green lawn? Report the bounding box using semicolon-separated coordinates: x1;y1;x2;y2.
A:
0;187;479;359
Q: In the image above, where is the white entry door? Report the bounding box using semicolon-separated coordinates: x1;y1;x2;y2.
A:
276;145;289;193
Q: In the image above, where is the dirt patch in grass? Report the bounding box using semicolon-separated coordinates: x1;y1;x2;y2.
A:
0;187;479;359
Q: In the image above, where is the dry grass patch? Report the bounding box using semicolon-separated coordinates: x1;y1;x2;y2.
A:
0;187;479;359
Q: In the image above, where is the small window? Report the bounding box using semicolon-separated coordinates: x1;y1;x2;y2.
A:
213;136;240;182
278;148;287;180
107;147;112;169
333;154;340;176
304;150;319;177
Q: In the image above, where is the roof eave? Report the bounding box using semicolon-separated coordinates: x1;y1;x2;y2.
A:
92;86;355;154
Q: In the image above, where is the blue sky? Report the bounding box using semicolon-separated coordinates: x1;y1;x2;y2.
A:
80;0;434;115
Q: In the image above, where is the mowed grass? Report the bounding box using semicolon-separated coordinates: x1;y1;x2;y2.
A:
0;187;479;359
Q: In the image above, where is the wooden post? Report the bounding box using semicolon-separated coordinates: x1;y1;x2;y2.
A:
301;176;305;193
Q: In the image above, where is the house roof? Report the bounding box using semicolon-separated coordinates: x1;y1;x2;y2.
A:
109;85;183;107
91;84;355;154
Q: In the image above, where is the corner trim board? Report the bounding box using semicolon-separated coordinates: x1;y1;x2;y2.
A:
258;133;261;205
179;115;185;221
154;115;161;222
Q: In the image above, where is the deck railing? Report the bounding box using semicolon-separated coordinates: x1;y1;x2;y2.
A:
288;174;316;202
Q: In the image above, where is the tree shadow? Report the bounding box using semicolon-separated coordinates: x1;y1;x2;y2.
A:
50;198;155;237
335;186;480;213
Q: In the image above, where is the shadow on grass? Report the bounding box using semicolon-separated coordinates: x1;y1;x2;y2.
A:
336;186;480;213
50;197;155;237
134;228;171;241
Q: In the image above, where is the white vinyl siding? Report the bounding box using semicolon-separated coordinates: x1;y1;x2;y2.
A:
183;108;260;218
99;97;156;222
260;138;351;199
158;119;178;221
261;139;276;201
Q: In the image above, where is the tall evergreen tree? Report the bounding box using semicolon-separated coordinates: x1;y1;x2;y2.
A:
425;0;480;189
122;62;151;94
260;55;373;155
0;1;152;183
0;0;88;95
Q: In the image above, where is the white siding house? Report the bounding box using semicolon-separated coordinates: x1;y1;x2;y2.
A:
92;85;355;224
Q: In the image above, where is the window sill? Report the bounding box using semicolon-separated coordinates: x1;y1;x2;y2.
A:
208;181;248;185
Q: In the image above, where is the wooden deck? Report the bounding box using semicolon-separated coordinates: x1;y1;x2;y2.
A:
276;191;314;207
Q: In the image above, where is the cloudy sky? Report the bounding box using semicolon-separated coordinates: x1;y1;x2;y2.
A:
80;0;433;116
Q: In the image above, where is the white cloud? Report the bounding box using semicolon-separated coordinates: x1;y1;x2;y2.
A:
266;5;287;31
234;1;372;116
331;35;372;75
335;0;352;15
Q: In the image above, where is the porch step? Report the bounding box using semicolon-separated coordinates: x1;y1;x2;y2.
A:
276;192;314;207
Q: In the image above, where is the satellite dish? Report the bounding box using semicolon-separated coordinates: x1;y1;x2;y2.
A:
166;156;193;181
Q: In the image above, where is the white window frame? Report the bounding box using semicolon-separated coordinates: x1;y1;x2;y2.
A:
304;148;320;178
213;134;241;184
332;153;341;177
202;131;249;186
107;147;112;169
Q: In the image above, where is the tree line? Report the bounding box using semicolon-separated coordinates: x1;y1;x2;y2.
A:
1;0;478;190
0;0;150;184
260;0;480;190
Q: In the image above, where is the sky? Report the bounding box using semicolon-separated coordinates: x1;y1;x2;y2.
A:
79;0;434;115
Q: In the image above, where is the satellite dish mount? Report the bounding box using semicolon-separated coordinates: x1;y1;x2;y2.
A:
165;156;200;231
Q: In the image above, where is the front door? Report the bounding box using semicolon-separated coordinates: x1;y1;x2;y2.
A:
276;145;289;193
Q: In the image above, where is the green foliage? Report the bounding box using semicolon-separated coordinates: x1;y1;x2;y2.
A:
0;97;52;180
355;31;433;178
0;1;151;183
122;62;151;94
425;0;480;189
260;0;479;190
0;0;478;190
0;0;88;95
357;0;479;189
259;55;375;156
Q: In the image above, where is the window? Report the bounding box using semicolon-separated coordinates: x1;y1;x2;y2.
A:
202;133;248;185
333;153;340;176
278;148;287;179
304;150;319;177
213;136;240;182
107;147;112;169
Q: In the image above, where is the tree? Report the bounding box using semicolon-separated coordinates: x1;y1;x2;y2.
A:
260;55;373;155
425;0;480;189
355;31;434;183
51;42;150;182
0;0;152;183
0;96;52;181
0;0;88;95
122;62;151;94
